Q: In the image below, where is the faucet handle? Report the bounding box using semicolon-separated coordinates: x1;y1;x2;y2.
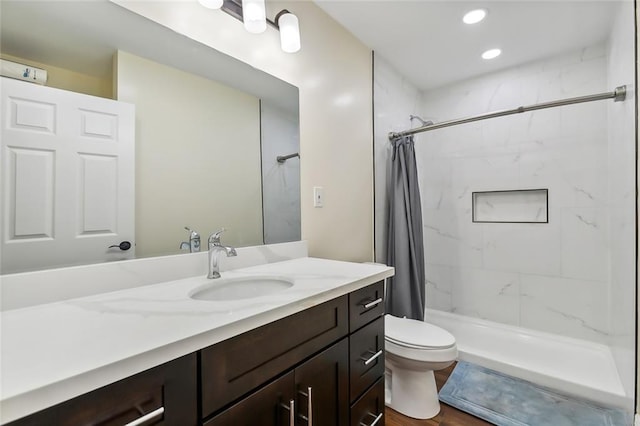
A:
209;228;227;245
184;226;199;238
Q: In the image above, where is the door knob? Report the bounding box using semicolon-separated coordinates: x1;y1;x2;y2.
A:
108;241;132;251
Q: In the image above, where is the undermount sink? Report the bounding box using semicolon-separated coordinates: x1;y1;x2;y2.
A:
190;276;294;301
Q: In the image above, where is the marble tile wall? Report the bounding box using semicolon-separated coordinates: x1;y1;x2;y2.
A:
606;0;636;405
373;54;422;263
372;4;636;410
418;44;614;344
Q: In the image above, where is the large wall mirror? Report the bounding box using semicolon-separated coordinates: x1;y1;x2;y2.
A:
0;0;301;274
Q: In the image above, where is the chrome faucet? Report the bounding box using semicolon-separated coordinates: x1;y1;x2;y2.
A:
207;229;237;279
180;227;201;253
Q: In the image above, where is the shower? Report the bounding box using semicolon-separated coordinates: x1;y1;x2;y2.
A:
373;13;637;415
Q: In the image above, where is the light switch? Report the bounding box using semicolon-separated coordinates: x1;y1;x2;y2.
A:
313;186;324;208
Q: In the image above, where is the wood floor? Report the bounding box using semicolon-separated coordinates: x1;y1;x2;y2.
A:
385;363;493;426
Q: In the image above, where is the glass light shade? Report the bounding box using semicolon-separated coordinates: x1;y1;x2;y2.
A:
482;48;501;60
278;13;300;53
198;0;223;9
463;9;487;24
242;0;267;34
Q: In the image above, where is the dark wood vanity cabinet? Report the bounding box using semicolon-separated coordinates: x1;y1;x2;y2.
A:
205;339;349;426
348;281;386;426
7;353;198;426
6;281;386;426
350;378;385;426
203;370;296;426
200;295;349;416
203;281;386;425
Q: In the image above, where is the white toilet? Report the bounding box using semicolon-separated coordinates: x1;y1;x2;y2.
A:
384;314;458;419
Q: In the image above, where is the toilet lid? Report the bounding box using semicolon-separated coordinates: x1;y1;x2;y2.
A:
385;314;456;349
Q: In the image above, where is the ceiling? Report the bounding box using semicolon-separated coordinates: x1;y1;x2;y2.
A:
1;0;621;96
313;0;621;91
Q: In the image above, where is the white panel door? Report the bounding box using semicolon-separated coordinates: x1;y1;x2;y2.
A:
1;77;135;273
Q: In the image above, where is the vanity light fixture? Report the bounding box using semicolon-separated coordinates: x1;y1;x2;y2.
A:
276;10;301;53
241;0;267;34
210;0;301;53
198;0;223;10
463;9;487;25
482;48;501;60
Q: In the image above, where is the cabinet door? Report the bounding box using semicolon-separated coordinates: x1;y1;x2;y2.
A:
204;372;295;426
295;338;349;426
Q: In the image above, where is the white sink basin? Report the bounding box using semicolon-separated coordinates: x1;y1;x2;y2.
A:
190;276;294;301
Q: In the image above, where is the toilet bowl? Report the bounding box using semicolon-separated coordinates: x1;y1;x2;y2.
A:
384;314;458;419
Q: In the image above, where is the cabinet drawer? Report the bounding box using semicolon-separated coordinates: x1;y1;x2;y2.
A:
201;295;349;417
7;354;197;426
350;378;385;426
349;281;384;333
349;316;385;402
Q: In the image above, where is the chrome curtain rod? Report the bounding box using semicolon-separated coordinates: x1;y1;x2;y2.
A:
388;85;627;140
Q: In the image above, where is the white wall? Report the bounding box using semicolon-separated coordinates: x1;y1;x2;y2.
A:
116;51;263;257
113;0;374;262
607;0;636;406
0;53;112;99
261;101;301;244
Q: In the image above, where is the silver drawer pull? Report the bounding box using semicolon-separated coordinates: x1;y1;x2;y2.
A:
362;298;383;309
363;349;383;365
281;399;295;426
307;386;313;426
297;386;313;425
362;412;383;426
290;399;295;426
124;407;164;426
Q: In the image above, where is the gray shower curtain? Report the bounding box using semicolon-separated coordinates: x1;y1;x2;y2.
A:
386;135;426;321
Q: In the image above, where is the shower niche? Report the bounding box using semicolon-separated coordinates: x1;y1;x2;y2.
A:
472;189;548;224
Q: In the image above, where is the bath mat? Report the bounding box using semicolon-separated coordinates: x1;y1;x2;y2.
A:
439;361;632;426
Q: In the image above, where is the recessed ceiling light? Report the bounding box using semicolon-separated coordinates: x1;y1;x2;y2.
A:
463;9;487;25
482;48;501;60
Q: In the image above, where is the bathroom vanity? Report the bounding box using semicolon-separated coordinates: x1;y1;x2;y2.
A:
1;257;392;425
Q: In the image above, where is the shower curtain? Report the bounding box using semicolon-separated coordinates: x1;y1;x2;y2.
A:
386;135;426;321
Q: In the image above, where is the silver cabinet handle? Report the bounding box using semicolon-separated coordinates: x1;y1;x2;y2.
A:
363;349;383;365
298;387;313;425
362;412;383;426
362;298;383;309
124;407;164;426
281;399;295;426
307;386;313;426
290;399;295;426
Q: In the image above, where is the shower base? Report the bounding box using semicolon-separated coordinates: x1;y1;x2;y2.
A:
424;309;632;411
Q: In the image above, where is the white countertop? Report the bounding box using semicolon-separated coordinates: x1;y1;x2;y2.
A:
0;257;393;424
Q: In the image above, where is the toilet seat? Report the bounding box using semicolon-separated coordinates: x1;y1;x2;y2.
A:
385;314;455;350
